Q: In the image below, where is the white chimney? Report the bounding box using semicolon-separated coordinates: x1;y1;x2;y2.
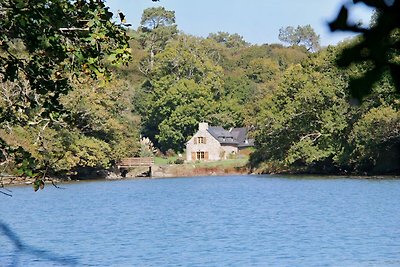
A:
199;122;209;131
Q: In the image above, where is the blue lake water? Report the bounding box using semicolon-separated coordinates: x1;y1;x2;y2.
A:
1;175;400;266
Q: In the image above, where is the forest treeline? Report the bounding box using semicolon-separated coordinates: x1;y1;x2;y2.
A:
1;6;399;179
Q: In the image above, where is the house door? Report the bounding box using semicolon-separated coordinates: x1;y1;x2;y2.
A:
194;151;209;160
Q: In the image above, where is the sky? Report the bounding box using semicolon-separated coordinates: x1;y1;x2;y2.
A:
104;0;374;46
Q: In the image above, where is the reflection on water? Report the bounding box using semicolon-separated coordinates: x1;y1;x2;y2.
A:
1;175;400;266
0;221;78;266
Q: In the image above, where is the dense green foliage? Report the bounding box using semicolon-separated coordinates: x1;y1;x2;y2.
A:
138;6;178;75
1;2;399;186
249;43;400;174
134;30;311;152
0;0;135;182
278;25;321;52
208;32;249;48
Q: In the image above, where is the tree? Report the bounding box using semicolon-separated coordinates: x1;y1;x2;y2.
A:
349;106;400;173
61;80;140;163
0;0;131;187
329;0;400;99
138;7;178;74
249;41;400;174
245;58;280;84
278;25;321;52
207;32;249;48
222;76;257;105
0;76;140;180
153;79;217;151
140;35;225;151
250;47;351;173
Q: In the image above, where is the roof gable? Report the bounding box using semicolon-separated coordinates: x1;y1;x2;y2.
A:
207;126;252;145
189;123;254;147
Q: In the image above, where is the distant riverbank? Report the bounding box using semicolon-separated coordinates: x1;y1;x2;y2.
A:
2;159;399;189
153;163;248;178
0;159;250;187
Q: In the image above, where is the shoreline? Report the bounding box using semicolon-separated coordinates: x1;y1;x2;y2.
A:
2;170;399;189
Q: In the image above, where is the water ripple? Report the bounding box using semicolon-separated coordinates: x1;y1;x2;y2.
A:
1;175;400;266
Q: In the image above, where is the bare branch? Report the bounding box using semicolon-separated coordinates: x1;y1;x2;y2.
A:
59;27;89;32
300;132;322;142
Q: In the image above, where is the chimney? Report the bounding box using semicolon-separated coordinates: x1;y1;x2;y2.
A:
199;122;208;131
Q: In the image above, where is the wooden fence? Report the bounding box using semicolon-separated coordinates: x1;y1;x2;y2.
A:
117;157;154;168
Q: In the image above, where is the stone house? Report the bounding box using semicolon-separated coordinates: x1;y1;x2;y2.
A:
186;122;254;161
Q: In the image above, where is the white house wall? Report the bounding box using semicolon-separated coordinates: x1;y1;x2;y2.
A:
186;130;221;161
220;145;238;159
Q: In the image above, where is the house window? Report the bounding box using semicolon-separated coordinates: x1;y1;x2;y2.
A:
196;151;205;160
192;151;208;161
197;137;206;144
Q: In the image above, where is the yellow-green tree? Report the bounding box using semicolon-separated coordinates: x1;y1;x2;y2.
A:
0;0;132;185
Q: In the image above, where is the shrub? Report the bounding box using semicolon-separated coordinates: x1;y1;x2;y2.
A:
165;149;176;157
174;158;184;164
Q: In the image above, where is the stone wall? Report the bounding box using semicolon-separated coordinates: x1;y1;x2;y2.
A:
186;129;221;161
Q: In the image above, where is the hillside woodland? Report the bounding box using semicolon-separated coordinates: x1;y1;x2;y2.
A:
0;5;399;182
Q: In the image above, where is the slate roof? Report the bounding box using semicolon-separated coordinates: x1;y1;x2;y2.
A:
207;126;254;147
208;126;236;145
230;127;255;148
